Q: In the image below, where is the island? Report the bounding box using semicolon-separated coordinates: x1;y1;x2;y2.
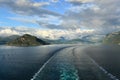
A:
7;34;49;46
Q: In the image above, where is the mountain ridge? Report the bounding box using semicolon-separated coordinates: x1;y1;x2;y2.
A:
103;31;120;45
7;34;49;46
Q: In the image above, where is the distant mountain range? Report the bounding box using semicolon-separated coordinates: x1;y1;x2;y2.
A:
1;31;119;46
0;35;20;44
82;35;105;43
0;34;106;45
7;34;49;46
103;31;120;45
42;35;105;44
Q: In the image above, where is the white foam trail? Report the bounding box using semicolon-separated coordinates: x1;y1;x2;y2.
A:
30;47;70;80
88;55;119;80
30;53;57;80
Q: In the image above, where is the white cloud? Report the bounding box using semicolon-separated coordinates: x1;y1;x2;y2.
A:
0;0;60;16
66;0;94;3
14;0;49;7
68;4;100;13
8;17;37;24
0;28;20;36
60;0;120;34
0;27;95;40
50;0;59;3
0;0;120;36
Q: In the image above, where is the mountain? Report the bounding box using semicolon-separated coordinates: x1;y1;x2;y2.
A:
103;31;120;45
82;35;105;43
7;34;49;46
0;34;105;45
42;38;94;44
0;35;20;44
41;34;106;44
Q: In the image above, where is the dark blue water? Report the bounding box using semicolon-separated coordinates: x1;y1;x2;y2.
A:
0;45;67;80
85;45;120;79
0;45;120;80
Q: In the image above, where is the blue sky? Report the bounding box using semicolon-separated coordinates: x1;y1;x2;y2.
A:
0;0;120;38
0;0;71;28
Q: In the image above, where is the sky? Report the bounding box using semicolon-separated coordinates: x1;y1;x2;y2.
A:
0;0;120;39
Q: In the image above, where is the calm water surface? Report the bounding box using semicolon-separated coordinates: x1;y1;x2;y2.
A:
0;45;120;80
0;45;68;80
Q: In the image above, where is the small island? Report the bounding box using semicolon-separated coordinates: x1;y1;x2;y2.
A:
7;34;49;46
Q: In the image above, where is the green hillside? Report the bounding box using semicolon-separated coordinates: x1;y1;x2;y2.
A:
7;34;49;46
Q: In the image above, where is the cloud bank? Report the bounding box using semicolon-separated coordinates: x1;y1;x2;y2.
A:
0;0;120;39
0;27;94;40
64;0;120;33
